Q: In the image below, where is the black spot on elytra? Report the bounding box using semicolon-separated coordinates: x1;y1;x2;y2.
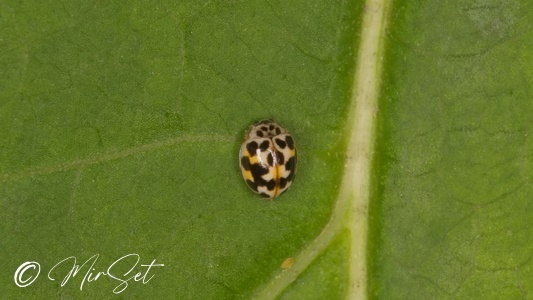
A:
248;162;276;192
241;156;251;170
275;128;281;135
251;163;269;177
265;151;284;166
279;177;288;189
260;192;271;198
275;138;286;149
259;140;270;151
246;141;258;157
285;156;296;177
281;153;296;189
269;124;275;130
267;152;274;166
266;179;276;191
285;136;294;150
261;126;268;131
256;131;264;137
276;151;285;164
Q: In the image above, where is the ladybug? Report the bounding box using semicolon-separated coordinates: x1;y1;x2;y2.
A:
239;119;297;199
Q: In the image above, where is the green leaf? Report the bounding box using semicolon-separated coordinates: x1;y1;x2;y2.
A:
0;0;363;299
2;0;530;299
370;0;533;298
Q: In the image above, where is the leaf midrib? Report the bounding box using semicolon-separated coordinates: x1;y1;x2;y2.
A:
252;0;389;299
